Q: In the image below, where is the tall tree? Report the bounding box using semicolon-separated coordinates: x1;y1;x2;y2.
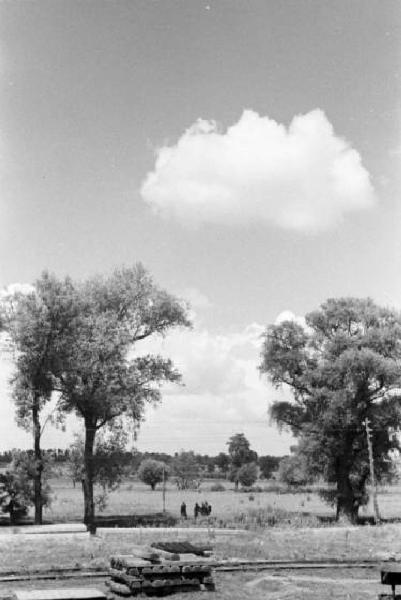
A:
215;452;230;476
138;459;168;491
258;455;282;480
53;265;190;532
172;451;202;490
0;275;76;524
226;433;257;490
259;298;401;522
67;427;131;509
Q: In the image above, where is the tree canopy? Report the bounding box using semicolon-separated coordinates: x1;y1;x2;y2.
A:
172;451;202;490
3;265;190;531
53;265;190;530
0;274;77;523
138;459;168;491
226;433;257;490
237;462;258;488
259;297;401;522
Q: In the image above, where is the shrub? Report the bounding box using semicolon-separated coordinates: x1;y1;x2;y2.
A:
210;483;225;492
277;454;311;487
237;463;258;488
241;485;263;493
232;506;322;530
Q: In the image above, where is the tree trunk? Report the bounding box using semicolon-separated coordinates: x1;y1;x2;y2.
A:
83;421;97;534
336;471;359;524
33;397;43;525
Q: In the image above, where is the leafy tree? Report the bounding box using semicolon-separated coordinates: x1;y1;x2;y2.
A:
172;451;202;490
215;452;230;475
0;471;28;524
0;275;76;523
227;433;257;490
277;452;310;486
138;459;168;490
53;265;190;532
0;451;52;524
237;462;258;487
260;298;401;522
258;455;282;479
67;428;131;507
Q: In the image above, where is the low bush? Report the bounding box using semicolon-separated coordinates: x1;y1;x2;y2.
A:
231;506;322;529
261;482;331;495
241;485;263;493
210;483;226;492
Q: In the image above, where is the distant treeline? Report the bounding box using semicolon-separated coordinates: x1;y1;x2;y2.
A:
0;449;286;479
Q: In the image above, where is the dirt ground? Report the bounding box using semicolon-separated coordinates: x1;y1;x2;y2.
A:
0;568;385;600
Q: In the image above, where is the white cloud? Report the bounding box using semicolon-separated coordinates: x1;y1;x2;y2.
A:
135;321;293;455
275;310;307;329
141;109;375;233
180;287;212;310
0;306;293;455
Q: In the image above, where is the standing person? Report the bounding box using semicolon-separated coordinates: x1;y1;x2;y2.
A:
180;501;187;519
194;502;200;519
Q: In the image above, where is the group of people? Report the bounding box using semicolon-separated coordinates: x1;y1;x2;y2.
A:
180;500;212;520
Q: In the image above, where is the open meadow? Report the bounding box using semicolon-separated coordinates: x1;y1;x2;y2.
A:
39;476;401;528
2;477;401;600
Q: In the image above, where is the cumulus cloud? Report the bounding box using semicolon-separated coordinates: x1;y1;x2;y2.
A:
134;321;293;454
275;310;307;328
137;323;263;397
180;287;212;310
141;109;375;233
0;312;293;454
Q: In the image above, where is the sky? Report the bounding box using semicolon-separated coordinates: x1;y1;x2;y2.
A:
0;1;400;456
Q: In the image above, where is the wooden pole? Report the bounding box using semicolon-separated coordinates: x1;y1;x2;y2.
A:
364;419;381;524
162;465;166;513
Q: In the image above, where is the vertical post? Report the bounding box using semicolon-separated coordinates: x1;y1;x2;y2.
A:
162;465;166;513
364;419;381;524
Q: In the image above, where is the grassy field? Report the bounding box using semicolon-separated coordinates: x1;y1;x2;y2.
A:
3;523;401;571
39;476;401;527
1;477;399;599
43;477;329;524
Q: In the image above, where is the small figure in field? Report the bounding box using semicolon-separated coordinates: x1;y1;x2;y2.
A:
194;502;200;519
207;503;212;516
200;501;209;516
180;501;187;519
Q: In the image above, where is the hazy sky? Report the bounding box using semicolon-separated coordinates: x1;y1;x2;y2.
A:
0;1;400;456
